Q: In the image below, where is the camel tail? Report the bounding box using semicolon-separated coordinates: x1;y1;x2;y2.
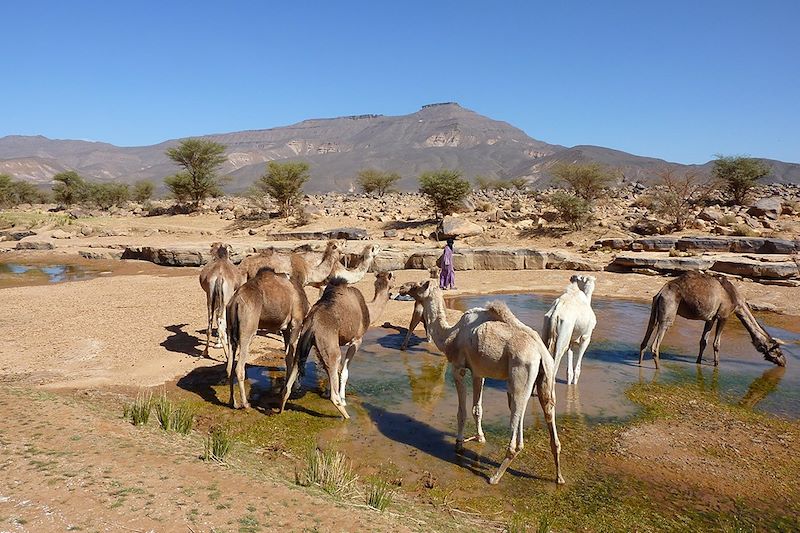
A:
296;320;315;378
227;299;240;363
486;301;544;343
211;277;226;336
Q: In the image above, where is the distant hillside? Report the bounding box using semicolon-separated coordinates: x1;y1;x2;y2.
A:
1;103;798;191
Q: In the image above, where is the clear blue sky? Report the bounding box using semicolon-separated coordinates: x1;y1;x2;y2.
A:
1;0;798;163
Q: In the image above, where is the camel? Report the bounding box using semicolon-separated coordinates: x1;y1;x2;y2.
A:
238;240;343;286
199;243;244;358
310;244;381;294
224;268;310;409
279;271;395;418
397;281;432;350
542;275;597;384
639;271;786;368
416;280;564;485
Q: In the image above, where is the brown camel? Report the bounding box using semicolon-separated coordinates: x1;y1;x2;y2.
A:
417;280;564;485
639;271;786;368
309;244;381;294
224;268;310;409
397;281;432;350
279;271;395;418
238;240;343;286
199;243;244;358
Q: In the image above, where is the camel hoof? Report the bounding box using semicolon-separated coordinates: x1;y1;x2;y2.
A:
556;475;565;485
488;475;501;485
454;441;465;454
477;435;486;444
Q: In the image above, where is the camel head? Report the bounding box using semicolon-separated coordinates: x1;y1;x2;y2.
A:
375;270;395;296
569;274;596;297
759;338;787;367
324;239;345;257
361;243;381;261
210;242;231;260
416;279;439;301
398;281;426;301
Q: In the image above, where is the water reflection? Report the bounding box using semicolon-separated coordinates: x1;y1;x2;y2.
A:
0;262;98;285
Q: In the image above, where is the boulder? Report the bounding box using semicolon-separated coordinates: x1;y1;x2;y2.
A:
79;249;123;260
472;248;526;270
372;250;410;272
50;229;74;239
747;197;782;220
629;217;667;236
439;216;483;238
697;206;725;222
0;229;35;241
591;238;632;251
383;229;398;238
15;241;54;250
545;251;603;271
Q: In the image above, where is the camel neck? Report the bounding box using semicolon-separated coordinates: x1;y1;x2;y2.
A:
422;288;455;351
734;304;772;351
367;285;390;325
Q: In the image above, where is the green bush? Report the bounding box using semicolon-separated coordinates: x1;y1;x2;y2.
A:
356;169;400;196
123;391;153;426
548;191;593;230
87;182;130;210
419;169;471;217
712;155;770;205
252;161;310;217
52;171;90;206
132;180;154;202
551;162;615;201
0;174;50;206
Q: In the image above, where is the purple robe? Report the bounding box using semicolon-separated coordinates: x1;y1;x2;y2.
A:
439;245;455;289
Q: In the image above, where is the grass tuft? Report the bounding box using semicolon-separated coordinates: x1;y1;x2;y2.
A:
296;448;358;499
204;426;232;462
123;391;152;426
154;392;194;434
365;479;394;511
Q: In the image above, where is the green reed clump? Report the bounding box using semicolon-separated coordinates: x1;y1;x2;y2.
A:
154;392;194;434
365;479;394;511
123;391;153;426
296;448;358;499
204;426;232;462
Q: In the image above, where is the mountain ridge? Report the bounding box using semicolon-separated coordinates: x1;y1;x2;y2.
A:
1;103;798;191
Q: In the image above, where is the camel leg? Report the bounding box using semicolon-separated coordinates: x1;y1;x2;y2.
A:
279;323;302;413
571;334;592;384
471;375;486;443
339;339;361;406
536;370;564;484
489;365;536;485
401;309;423;351
204;294;214;358
650;318;673;370
453;366;468;452
712;317;727;366
324;358;349;419
639;301;658;365
230;329;255;409
566;347;575;385
552;326;572;381
696;320;714;364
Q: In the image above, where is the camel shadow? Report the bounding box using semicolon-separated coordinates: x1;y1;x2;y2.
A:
162;324;204;358
362;403;544;483
176;363;229;407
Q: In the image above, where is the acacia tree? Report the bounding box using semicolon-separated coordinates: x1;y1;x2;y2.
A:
253;161;310;217
132;180;154;202
356;169;401;196
164;139;227;206
548;191;592;230
0;174;48;206
418;169;471;218
712;155;770;205
551;162;615;201
649;169;709;230
52;171;89;206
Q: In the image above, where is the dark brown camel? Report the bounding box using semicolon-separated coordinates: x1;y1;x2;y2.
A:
639;271;786;368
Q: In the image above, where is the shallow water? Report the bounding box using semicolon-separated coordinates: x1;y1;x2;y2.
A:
0;262;103;286
244;292;799;460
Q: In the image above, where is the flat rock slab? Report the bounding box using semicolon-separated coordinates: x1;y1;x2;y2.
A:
15;241;54;251
675;236;799;254
711;258;799;279
0;230;36;241
121;246;252;266
611;254;716;272
612;253;799;280
268;227;368;241
631;237;679;252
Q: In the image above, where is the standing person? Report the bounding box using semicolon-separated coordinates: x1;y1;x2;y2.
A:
439;238;456;290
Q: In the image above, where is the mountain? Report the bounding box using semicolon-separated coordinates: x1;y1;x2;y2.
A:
1;103;798;191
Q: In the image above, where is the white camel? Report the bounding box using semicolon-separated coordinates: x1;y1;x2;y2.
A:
542;275;597;385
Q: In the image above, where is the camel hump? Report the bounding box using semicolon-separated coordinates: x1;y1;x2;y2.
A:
485;301;543;342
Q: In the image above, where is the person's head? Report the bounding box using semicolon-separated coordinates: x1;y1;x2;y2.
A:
446;238;454;249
